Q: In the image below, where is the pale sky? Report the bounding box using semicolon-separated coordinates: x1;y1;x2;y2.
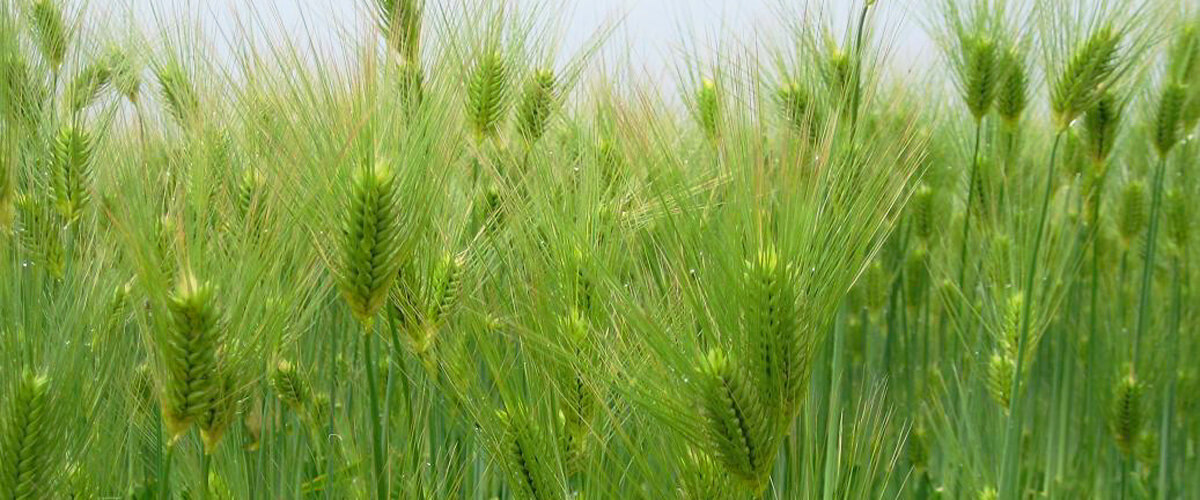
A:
89;0;939;77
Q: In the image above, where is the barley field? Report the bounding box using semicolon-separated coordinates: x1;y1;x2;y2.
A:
1;0;1198;498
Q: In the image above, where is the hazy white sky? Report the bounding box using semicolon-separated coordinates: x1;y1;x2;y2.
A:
91;0;939;82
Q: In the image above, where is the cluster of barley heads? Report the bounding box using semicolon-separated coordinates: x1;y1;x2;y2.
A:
1;0;1198;498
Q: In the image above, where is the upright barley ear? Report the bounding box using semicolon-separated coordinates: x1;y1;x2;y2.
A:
51;121;94;222
863;260;889;322
397;59;424;111
466;50;511;141
1165;189;1191;251
557;310;594;474
777;79;818;135
331;159;406;325
28;0;68;72
1051;26;1121;131
376;0;423;62
904;247;928;309
1082;92;1122;166
1118;179;1147;246
1111;372;1143;457
14;192;65;277
516;68;557;143
679;447;737;500
695;77;720;142
160;272;224;439
96;279;133;345
427;251;464;325
497;407;559;500
0;371;57;500
271;360;311;413
107;48;141;103
910;183;938;243
697;349;773;490
822;45;854;103
987;292;1026;410
1153;82;1187;157
236;168;265;220
744;247;804;415
996;46;1028;126
0;52;44;125
963;35;999;122
154;60;200;127
68;60;112;112
987;350;1016;410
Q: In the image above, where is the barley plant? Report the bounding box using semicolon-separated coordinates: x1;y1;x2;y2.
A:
2;0;1200;498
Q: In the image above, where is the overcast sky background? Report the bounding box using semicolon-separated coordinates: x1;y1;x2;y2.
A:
88;0;943;87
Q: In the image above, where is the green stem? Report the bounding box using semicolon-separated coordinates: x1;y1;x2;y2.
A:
364;320;387;500
160;441;174;500
848;2;872;143
1131;155;1169;374
1000;131;1064;499
822;309;845;500
1156;255;1183;499
200;446;209;500
326;320;341;500
958;119;985;289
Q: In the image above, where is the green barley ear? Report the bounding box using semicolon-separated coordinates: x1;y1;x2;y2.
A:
160;272;223;439
1051;25;1121;131
863;260;889;320
986;350;1015;410
154;60;200;127
777;79;818;133
697;349;773;490
199;369;242;454
397;58;424;111
978;487;999;500
996;46;1028;126
963;35;999;122
1152;82;1187;157
331;159;407;326
1167;21;1200;87
131;362;156;416
822;44;854;101
107;48;141;103
236;167;265;220
679;448;738;500
1117;179;1147;246
427;251;465;326
28;0;69;72
465;50;511;142
695;77;720;142
375;0;423;62
271;360;311;413
1082;92;1122;165
67;60;112;112
557;310;594;475
14;192;66;277
96;279;134;345
516;68;557;143
0;52;44;126
1111;372;1143;457
1165;189;1191;251
497;407;559;500
909;183;938;242
51;121;93;222
743;246;804;414
0;371;57;500
904;247;928;309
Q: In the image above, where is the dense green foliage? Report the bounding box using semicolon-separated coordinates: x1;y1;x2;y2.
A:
1;0;1198;498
